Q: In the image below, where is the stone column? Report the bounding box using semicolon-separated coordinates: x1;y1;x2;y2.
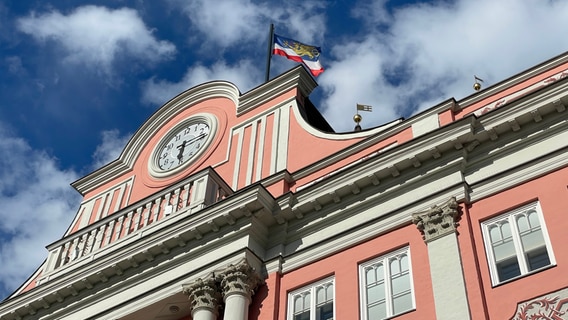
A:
218;259;262;320
183;275;221;320
412;197;471;320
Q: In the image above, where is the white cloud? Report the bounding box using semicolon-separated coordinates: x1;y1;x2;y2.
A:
142;60;261;106
0;124;80;298
17;5;176;73
0;124;136;299
319;0;568;132
173;0;326;49
91;129;133;170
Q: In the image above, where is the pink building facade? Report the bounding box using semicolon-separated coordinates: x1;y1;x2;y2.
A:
1;51;568;320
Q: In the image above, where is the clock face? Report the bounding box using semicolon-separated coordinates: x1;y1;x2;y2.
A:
150;114;217;177
158;121;210;171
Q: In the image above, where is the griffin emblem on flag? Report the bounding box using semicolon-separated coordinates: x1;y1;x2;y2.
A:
281;40;321;61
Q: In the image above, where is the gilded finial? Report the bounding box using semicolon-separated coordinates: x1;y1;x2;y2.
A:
473;75;484;91
354;103;373;131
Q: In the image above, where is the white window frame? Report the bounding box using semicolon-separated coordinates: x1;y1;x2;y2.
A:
481;201;556;286
359;246;415;320
287;277;335;320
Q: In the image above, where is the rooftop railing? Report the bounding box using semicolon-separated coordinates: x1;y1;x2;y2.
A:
39;168;232;283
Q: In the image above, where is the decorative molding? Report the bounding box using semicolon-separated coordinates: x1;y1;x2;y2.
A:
183;275;221;315
182;259;262;318
218;259;262;301
511;287;568;320
412;197;460;242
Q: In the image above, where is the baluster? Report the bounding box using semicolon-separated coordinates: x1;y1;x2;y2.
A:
125;211;134;235
84;230;97;255
45;246;63;271
164;193;172;217
80;233;89;257
93;225;106;251
104;220;115;246
70;237;81;261
172;189;180;212
143;203;151;227
181;183;191;209
153;198;162;222
133;208;142;232
62;242;71;266
115;216;124;241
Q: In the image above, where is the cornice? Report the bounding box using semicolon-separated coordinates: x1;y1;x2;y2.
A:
0;184;275;320
290;101;468;183
237;66;317;116
288;78;568;218
266;78;568;271
457;50;568;110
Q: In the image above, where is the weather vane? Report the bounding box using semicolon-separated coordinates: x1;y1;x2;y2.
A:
354;103;373;131
473;75;484;91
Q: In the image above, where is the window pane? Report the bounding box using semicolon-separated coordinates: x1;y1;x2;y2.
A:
491;222;516;261
520;228;545;251
366;267;376;283
294;293;310;312
368;302;386;320
316;302;333;320
400;255;409;270
489;225;501;241
367;282;385;304
390;258;400;274
527;210;540;227
483;203;554;285
527;247;551;271
360;248;413;319
392;273;410;295
294;311;310;320
497;256;521;281
289;279;334;320
393;292;413;315
516;215;529;232
317;286;325;304
294;296;302;312
493;238;516;261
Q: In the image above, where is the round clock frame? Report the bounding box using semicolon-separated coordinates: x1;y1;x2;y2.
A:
148;113;217;178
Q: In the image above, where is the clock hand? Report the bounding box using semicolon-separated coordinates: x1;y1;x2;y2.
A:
176;140;187;164
184;133;207;146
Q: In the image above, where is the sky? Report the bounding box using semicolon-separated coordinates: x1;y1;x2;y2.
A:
1;0;568;301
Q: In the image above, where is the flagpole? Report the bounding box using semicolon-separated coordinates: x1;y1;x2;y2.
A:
265;23;274;82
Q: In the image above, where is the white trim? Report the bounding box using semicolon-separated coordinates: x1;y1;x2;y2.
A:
481;201;556;286
270;108;281;175
232;127;245;190
148;113;218;179
358;247;415;320
68;177;134;235
287;276;335;320
246;121;258;185
277;105;290;172
256;116;267;181
291;100;403;139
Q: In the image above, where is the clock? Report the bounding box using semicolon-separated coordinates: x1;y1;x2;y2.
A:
149;114;217;177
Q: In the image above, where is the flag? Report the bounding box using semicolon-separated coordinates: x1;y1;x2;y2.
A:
273;34;324;77
357;104;372;112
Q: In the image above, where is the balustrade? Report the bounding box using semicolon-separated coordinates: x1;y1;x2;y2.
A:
41;169;231;279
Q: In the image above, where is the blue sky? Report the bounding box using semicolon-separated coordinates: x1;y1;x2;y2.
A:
1;0;568;300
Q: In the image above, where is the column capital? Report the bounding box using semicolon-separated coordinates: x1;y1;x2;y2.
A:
412;197;460;242
218;259;262;301
183;274;221;315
